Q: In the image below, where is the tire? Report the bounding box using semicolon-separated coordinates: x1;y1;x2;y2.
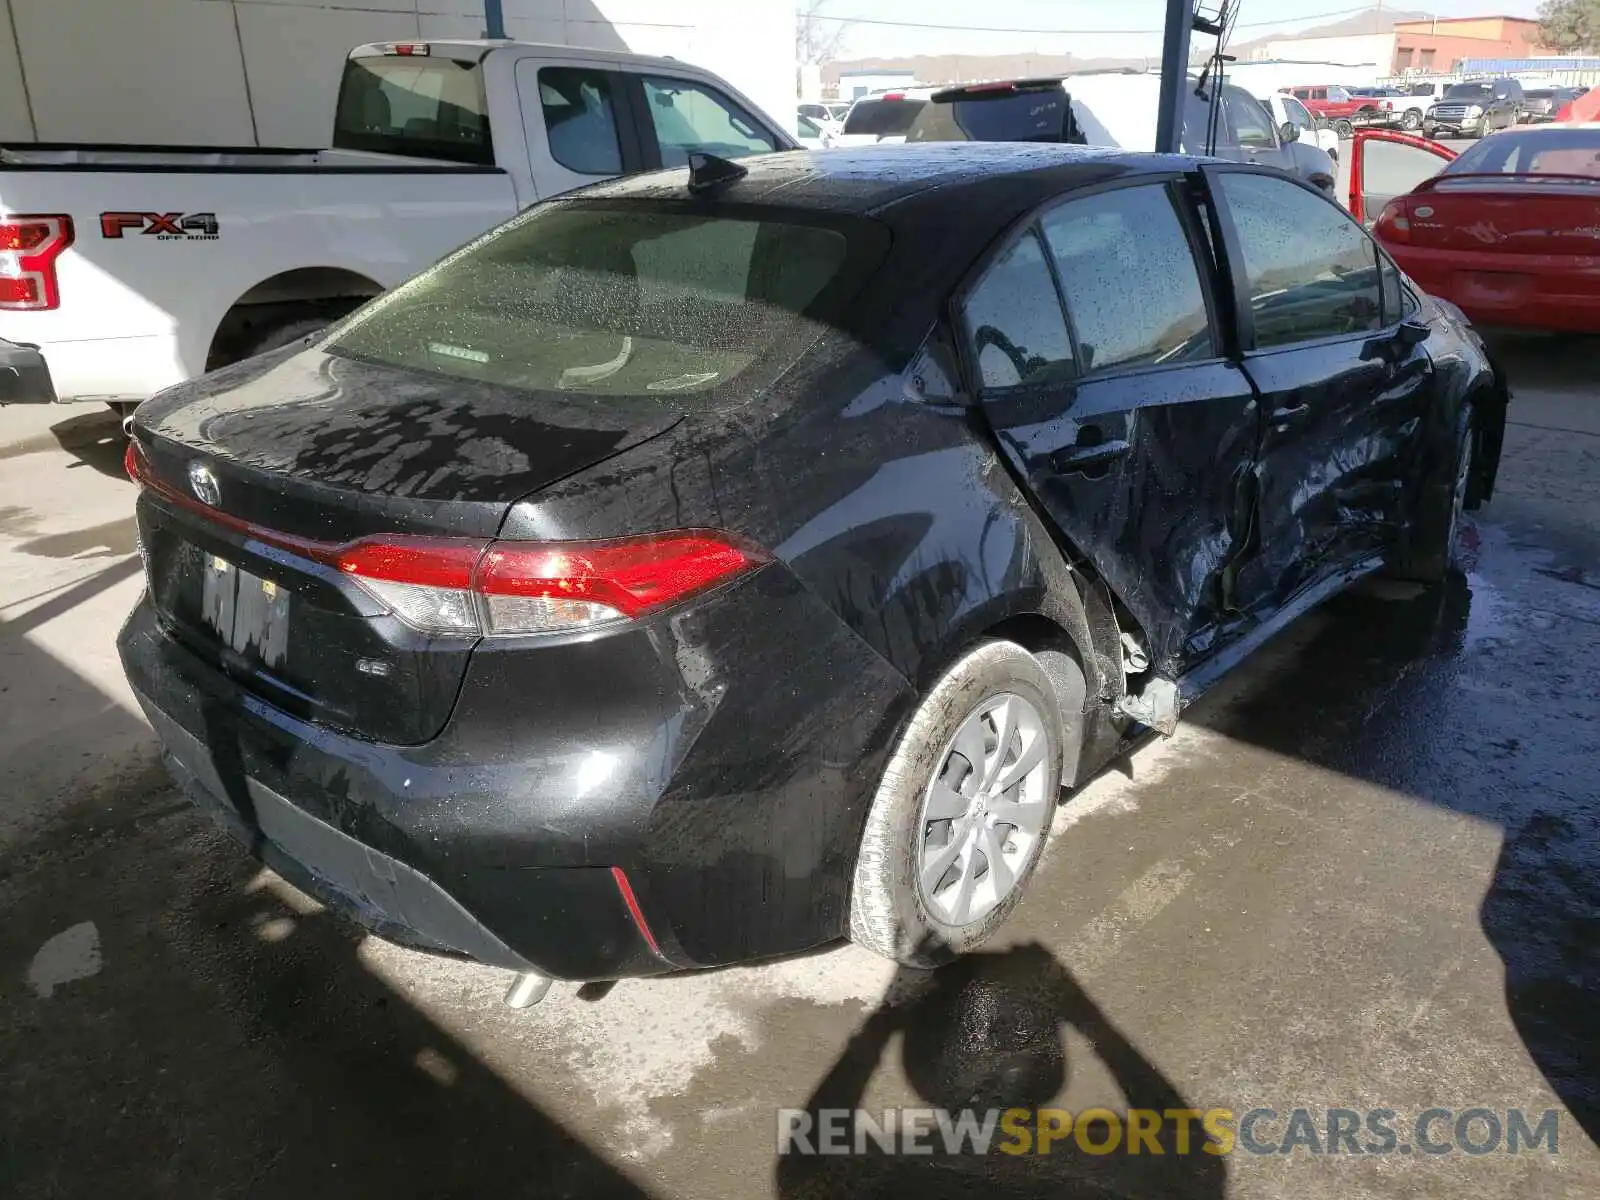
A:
1334;118;1354;138
1401;109;1423;131
240;315;331;360
1422;122;1437;140
850;640;1075;968
1390;400;1475;585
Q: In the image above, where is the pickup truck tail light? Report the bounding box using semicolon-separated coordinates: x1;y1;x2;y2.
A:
336;531;769;637
0;214;73;311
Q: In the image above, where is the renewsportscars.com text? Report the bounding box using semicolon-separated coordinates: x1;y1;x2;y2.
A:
777;1107;1562;1158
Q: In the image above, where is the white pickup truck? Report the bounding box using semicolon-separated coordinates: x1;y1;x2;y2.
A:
0;39;793;416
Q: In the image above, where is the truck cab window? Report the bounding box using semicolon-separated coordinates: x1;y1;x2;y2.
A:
333;55;493;165
538;67;623;176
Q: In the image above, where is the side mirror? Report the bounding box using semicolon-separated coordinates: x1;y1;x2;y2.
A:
1396;318;1432;349
1280;121;1301;144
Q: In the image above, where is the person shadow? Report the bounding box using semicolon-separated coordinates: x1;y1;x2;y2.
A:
775;941;1228;1200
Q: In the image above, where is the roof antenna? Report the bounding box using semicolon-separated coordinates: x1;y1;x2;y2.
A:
687;151;748;195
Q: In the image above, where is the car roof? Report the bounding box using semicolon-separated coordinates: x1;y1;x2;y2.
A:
572;144;1204;216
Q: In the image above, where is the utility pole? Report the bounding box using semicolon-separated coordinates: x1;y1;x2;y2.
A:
1155;0;1194;152
482;0;506;40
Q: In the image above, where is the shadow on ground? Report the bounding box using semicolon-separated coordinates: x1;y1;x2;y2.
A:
0;563;657;1199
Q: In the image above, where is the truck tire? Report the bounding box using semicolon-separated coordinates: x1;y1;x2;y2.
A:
1402;108;1423;131
850;640;1074;968
1334;118;1355;138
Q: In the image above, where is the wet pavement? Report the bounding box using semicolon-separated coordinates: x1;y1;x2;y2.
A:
1;335;1597;1198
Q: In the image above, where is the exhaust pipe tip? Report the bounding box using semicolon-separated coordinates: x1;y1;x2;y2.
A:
121;414;136;438
504;970;554;1009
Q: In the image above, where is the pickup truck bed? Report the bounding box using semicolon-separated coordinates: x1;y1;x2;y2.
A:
0;144;515;403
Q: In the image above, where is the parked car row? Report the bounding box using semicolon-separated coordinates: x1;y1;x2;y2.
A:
807;75;1338;194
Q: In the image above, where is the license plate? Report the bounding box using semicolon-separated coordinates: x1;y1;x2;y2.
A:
200;552;290;668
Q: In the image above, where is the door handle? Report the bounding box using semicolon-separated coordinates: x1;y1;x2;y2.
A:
1270;402;1312;432
1050;437;1131;475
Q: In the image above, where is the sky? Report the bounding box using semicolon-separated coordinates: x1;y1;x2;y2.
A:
812;0;1548;61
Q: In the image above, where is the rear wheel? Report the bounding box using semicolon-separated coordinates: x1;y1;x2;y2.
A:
1334;118;1355;138
850;641;1074;968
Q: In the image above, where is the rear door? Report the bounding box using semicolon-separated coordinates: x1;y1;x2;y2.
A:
515;60;645;200
961;175;1263;675
1206;166;1434;606
1348;129;1455;226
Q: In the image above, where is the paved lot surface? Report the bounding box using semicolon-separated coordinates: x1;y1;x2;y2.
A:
2;334;1597;1198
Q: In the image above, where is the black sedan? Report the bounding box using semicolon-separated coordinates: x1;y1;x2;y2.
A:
119;144;1508;1000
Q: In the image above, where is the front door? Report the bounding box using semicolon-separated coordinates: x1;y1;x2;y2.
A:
962;176;1262;676
1206;166;1436;607
1349;129;1457;227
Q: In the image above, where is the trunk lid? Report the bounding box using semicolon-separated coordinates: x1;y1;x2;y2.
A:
130;346;680;745
1404;180;1600;257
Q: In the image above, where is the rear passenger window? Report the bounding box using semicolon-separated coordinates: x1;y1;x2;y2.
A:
539;67;623;176
962;231;1075;390
1216;172;1382;349
1040;185;1214;373
642;77;777;168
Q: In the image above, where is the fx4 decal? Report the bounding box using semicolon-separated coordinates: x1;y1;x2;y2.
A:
99;212;220;241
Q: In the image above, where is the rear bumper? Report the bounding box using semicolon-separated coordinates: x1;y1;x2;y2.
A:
118;562;913;979
1395;249;1600;335
0;338;57;404
0;332;179;402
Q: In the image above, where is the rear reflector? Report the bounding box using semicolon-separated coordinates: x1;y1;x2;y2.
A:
0;214;73;311
1375;199;1411;243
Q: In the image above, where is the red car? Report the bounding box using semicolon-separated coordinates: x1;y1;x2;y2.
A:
1349;125;1600;334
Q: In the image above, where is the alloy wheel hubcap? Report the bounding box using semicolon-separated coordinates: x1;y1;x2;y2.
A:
916;693;1052;927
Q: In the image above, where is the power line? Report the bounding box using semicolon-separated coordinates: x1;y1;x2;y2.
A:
806;5;1389;36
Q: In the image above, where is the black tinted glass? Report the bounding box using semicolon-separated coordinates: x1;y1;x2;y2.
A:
1217;173;1381;349
907;90;1075;143
842;99;927;136
963;231;1075;390
326;203;873;400
1041;185;1214;372
1443;83;1493;100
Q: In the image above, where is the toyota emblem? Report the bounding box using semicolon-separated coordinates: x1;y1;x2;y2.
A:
187;462;220;507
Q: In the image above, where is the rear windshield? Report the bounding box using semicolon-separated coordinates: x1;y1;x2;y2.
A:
324;203;877;399
842;98;926;136
907;89;1078;143
1447;128;1600;178
333;53;493;166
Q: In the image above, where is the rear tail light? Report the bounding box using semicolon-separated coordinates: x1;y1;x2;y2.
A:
1375;199;1411;243
337;531;768;637
0;214;73;311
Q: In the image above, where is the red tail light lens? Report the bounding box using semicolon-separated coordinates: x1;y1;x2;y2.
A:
336;531;767;636
1374;199;1412;244
0;214;73;310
